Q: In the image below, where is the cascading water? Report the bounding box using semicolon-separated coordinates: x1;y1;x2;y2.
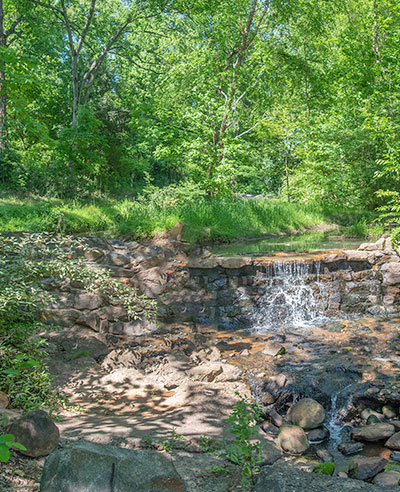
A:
251;260;330;331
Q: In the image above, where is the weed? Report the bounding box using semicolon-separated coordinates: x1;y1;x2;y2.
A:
222;393;263;486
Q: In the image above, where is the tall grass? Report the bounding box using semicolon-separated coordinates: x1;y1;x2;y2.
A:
0;194;375;243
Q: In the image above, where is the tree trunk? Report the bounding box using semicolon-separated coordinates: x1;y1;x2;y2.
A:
0;0;8;152
285;154;290;202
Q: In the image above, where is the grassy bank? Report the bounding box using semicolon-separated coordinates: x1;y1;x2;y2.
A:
0;193;378;243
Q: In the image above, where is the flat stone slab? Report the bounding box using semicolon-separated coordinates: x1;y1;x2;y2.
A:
254;466;399;491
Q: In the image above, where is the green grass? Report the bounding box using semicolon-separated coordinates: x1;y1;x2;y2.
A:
0;193;377;243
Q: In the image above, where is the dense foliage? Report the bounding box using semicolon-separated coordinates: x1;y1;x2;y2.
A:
0;0;398;228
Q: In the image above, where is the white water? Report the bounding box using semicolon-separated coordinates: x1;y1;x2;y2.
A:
251;260;330;331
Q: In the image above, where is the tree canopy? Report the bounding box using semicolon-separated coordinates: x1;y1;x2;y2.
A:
0;0;399;209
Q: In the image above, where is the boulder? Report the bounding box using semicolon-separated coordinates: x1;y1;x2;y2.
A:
263;341;285;357
253;466;286;492
391;451;400;462
338;442;363;456
352;423;395;442
40;441;186;492
385;431;400;450
288;398;326;430
6;410;59;457
105;251;131;267
277;424;310;454
373;470;400;486
307;427;329;443
348;456;388;481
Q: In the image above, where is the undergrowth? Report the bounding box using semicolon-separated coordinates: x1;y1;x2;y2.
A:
0;188;377;243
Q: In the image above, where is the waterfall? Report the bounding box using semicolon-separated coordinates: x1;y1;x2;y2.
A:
251;260;329;331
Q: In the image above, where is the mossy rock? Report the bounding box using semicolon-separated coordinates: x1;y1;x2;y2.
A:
65;350;90;362
385;462;400;473
314;462;335;476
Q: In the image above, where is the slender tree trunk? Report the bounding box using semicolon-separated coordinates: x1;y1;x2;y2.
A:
0;0;8;152
285;154;290;202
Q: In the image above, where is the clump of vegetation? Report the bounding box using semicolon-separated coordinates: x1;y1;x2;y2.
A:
0;233;156;411
222;393;263;486
0;433;26;463
314;462;335;476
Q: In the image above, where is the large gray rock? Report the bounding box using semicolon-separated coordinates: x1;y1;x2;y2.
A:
373;470;400;486
385;431;400;450
288;398;325;430
348;456;388;481
255;465;390;491
277;424;309;454
40;441;186;492
352;423;395;442
6;409;59;457
254;466;286;491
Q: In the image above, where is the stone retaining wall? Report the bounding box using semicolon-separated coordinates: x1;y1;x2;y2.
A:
40;236;400;334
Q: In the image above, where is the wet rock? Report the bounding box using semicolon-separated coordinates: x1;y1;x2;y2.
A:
263;341;285;356
390;421;400;431
40;441;186;492
6;410;59;457
277;424;310;454
288;398;326;430
338;442;364;456
373;470;400;486
382;405;397;419
315;446;333;463
265;407;286;427
385;431;400;450
366;415;381;425
348;456;388;481
391;451;400;462
260;421;279;435
352;423;395;442
361;407;383;423
307;427;329;443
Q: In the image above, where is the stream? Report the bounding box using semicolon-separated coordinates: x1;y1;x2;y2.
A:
212;234;400;477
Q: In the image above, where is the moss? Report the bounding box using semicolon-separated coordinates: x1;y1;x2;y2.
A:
314;462;335;475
